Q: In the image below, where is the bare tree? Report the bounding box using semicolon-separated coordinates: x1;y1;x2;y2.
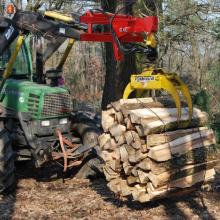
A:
101;0;137;110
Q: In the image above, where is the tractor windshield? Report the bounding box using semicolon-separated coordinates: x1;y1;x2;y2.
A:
0;38;32;79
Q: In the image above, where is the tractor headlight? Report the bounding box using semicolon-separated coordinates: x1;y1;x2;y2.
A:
59;118;68;125
41;120;50;127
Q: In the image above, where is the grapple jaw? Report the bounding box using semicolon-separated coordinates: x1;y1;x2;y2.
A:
123;68;193;123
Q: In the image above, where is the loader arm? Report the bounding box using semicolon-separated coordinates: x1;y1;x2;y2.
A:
2;10;157;60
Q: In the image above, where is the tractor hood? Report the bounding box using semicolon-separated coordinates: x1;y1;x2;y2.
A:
2;79;68;94
1;79;73;119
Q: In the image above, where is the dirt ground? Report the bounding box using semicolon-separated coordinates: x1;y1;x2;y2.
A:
1;163;220;220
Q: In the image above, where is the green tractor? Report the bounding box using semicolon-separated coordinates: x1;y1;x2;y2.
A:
0;33;102;192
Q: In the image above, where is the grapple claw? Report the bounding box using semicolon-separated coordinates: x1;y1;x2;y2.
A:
123;83;134;99
123;68;193;122
173;75;193;123
161;77;182;121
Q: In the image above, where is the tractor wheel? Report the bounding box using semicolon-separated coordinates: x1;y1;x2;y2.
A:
0;121;15;193
71;112;103;179
75;150;103;179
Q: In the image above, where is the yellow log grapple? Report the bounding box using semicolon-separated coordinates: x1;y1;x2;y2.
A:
123;67;193;122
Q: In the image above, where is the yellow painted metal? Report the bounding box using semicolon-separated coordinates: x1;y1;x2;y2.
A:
123;67;193;122
56;38;75;70
44;11;74;23
173;76;193;122
3;35;24;80
146;33;157;48
123;83;133;99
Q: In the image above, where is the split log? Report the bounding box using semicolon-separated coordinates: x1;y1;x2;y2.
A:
149;145;219;175
119;145;129;162
148;160;218;188
103;166;120;181
110;98;156;111
168;168;215;188
110;97;187;116
132;184;148;202
101;108;116;132
130;131;142;150
106;159;121;172
129;107;203;123
127;176;139;186
137;169;149;184
120;180;133;197
148;130;216;162
124;131;134;145
120;102;179;118
147;127;208;147
140;144;148;153
137;158;151;171
135;150;148;163
109;124;126;138
116;135;126;145
131;166;138;177
100;137;119;151
136;113;208;136
125;145;136;163
115;111;124;124
98;133;111;149
123;161;133;175
107;178;121;193
126;118;135;130
147;168;215;199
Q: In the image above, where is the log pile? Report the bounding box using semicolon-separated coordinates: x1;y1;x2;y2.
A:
99;98;219;203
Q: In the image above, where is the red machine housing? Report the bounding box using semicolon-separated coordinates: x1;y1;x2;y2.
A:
80;11;158;60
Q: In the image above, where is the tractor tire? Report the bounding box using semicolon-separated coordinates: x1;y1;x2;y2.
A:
75;150;103;179
0;121;15;193
71;112;103;179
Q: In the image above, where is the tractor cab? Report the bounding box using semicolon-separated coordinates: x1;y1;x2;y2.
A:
0;38;32;80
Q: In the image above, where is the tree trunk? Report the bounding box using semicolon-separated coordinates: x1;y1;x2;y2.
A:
190;36;201;88
101;0;137;110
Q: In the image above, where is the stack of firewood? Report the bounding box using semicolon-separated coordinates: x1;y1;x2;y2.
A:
99;98;218;202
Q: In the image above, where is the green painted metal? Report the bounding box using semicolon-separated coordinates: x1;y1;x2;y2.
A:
1;79;71;119
0;38;72;120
